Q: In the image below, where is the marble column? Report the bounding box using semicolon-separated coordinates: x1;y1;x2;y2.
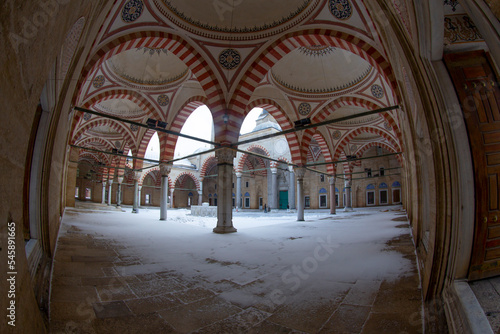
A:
160;163;172;221
138;185;142;208
107;180;113;206
235;172;242;210
296;168;306;221
213;148;237;234
116;176;124;207
101;181;107;204
288;166;296;210
170;188;175;208
271;167;278;210
344;178;353;211
132;172;140;213
329;176;336;215
198;181;203;205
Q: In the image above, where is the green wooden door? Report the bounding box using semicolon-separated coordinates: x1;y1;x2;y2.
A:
279;191;288;209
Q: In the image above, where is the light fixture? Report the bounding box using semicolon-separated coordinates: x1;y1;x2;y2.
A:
223;114;229;124
294;118;311;128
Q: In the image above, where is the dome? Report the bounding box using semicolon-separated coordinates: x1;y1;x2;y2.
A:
107;48;188;86
271;46;372;94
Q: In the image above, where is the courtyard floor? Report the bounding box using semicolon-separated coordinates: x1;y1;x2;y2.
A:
49;204;423;333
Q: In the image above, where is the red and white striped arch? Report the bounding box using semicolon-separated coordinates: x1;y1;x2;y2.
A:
76;137;115;151
230;30;397;120
333;127;401;162
72;88;162;135
354;141;402;166
161;96;208;161
72;118;138;154
236;145;271;173
135;128;157;170
312;133;335;175
200;155;217;179
245;99;301;165
305;96;402;145
74;31;225;133
140;168;172;188
174;172;201;191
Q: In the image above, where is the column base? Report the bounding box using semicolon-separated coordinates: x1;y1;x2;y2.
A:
213;226;237;234
344;207;354;212
132;208;139;213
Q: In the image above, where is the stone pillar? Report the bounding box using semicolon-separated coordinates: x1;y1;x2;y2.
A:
296;168;306;221
270;168;278;210
160;163;171;221
101;181;107;204
107;180;113;206
198;181;203;205
132;172;140;213
116;176;124;207
65;146;79;207
138;185;142;208
235;172;242;210
344;178;353;211
170;188;175;208
288;166;296;210
213;148;237;234
329;176;336;214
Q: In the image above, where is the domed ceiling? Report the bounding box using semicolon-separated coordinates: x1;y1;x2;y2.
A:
156;0;316;38
271;46;372;94
333;106;382;125
107;48;188;86
95;99;147;119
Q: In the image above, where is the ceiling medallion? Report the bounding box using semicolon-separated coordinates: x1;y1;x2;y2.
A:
93;75;105;89
332;130;341;140
298;102;312;115
138;47;168;56
329;0;353;20
219;49;241;70
83;113;92;121
122;0;144;23
115;141;122;148
444;0;459;12
130;124;139;132
371;84;384;99
298;46;337;57
350;144;358;152
384;121;392;131
157;94;170;106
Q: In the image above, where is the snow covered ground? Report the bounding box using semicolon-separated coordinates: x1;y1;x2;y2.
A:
60;205;416;310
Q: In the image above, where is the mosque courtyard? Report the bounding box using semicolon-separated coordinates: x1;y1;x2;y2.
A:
49;204;422;333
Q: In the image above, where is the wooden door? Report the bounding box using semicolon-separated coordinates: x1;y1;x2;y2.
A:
445;51;500;280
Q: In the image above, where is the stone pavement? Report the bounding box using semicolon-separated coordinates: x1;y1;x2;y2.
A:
49;209;422;333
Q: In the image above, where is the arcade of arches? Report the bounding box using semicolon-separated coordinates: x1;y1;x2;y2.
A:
1;0;500;332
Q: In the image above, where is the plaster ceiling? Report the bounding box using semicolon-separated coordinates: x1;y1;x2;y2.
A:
271;46;372;94
330;106;382;125
158;0;312;34
95;99;147;118
108;48;188;86
87;125;121;136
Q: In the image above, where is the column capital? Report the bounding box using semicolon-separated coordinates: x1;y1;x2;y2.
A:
235;172;242;178
344;179;351;187
215;148;236;165
328;176;336;185
295;167;306;179
134;171;141;181
117;176;124;184
288;166;295;173
160;163;172;176
108;180;113;185
270;167;278;174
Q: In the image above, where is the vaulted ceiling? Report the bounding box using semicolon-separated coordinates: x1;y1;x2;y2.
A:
70;0;409;173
